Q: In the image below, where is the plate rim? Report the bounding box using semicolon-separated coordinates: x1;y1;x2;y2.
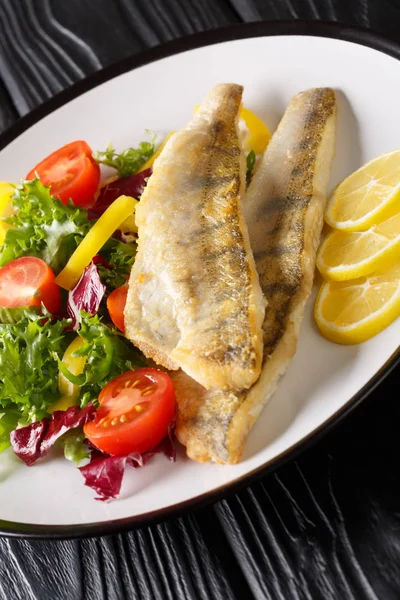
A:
0;19;399;539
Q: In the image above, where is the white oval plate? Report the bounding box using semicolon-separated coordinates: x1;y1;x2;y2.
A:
0;22;399;538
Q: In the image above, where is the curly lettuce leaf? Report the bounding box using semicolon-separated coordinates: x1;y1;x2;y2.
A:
98;237;136;290
0;310;71;425
0;306;37;324
0;409;20;453
0;179;90;272
0;309;145;454
94;137;155;178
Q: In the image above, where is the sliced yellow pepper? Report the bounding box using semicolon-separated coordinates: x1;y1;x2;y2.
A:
58;336;87;399
55;194;137;290
0;182;15;244
194;105;271;155
139;131;176;172
240;107;271;155
48;396;78;414
49;336;87;413
119;198;139;234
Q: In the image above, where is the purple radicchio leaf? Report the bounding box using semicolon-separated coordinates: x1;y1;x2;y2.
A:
67;262;106;330
10;403;96;466
88;168;152;221
79;423;176;501
92;254;114;270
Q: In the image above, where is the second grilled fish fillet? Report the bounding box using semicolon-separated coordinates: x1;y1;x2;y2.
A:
173;87;337;463
125;83;265;391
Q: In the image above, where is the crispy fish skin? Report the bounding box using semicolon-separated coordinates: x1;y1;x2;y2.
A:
174;88;337;463
124;83;265;391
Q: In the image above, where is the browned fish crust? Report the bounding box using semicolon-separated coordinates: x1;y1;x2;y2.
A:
174;87;337;463
125;83;265;391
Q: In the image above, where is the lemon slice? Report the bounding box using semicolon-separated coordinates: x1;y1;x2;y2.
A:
315;262;400;344
325;149;400;231
317;212;400;281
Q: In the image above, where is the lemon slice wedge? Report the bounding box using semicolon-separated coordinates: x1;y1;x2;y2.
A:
315;262;400;344
325;149;400;231
317;212;400;281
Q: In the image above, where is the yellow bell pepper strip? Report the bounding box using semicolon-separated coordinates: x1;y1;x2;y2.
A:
49;336;88;413
0;182;15;244
48;396;78;414
139;131;176;172
58;336;87;400
240;107;271;155
119;198;139;234
194;105;271;155
55;194;136;290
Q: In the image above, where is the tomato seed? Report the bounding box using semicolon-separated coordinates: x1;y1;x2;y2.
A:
140;386;153;395
111;418;119;426
120;415;128;423
135;404;144;413
113;386;123;397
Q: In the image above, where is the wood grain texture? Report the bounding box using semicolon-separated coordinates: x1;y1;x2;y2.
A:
0;0;399;599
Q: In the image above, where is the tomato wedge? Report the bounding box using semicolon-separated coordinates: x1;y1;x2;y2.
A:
84;369;175;455
26;141;100;207
107;285;127;332
0;256;61;313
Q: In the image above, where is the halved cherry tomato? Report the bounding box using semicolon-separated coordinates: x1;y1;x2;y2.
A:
0;256;61;313
107;285;128;332
26;141;100;207
84;369;175;455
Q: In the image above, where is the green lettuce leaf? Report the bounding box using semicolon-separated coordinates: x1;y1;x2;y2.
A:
0;310;145;454
0;306;38;324
57;313;145;406
94;138;155;178
98;237;136;290
0;179;90;272
0;310;71;424
0;409;20;453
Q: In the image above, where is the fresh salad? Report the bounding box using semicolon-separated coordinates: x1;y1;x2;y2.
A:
0;109;264;501
0;135;177;501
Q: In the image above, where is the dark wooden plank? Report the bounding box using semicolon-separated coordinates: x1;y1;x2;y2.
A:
216;368;400;600
0;79;18;135
0;514;251;600
0;0;239;115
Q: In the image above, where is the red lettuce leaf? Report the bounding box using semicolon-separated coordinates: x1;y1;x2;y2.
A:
88;168;152;220
10;403;96;466
79;424;176;501
67;262;106;329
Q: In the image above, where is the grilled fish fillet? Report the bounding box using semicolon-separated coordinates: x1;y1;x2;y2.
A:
125;83;265;391
173;87;337;463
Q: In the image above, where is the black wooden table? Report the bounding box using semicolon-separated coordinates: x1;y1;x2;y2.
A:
0;1;399;598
